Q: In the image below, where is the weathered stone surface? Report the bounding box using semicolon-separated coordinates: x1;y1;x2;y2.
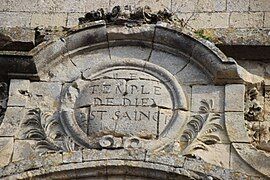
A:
40;56;81;82
31;13;67;28
225;84;245;112
264;12;270;28
0;107;24;136
230;12;264;28
191;85;224;113
146;152;185;167
67;12;85;27
26;82;62;111
83;149;146;161
227;0;249;12
0;27;35;51
149;50;189;75
63;150;83;163
71;48;111;72
174;62;211;85
250;0;270;11
7;79;30;107
12;140;37;162
176;12;230;29
192;143;230;169
110;46;152;61
0;137;13;167
225;112;249;143
0;12;31;27
230;147;261;176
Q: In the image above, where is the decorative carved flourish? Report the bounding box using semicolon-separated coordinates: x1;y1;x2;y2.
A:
244;87;262;121
181;99;223;155
79;6;173;25
245;87;270;152
20;108;75;153
0;82;8;125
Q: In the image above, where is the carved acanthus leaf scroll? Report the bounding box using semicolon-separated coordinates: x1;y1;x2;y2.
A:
181;99;223;155
0;82;8;125
20;108;75;153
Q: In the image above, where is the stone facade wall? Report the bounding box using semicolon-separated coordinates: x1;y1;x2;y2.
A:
0;0;269;29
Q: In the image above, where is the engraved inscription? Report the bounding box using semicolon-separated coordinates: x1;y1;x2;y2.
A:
75;70;173;139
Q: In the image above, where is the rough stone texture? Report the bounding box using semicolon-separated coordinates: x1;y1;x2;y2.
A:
0;137;13;167
225;112;249;143
174;62;211;85
225;84;245;112
0;12;31;27
230;147;261;177
250;0;270;11
264;12;270;28
227;0;249;12
7;79;30;107
0;107;24;136
26;82;62;112
31;13;67;27
110;46;152;61
230;12;264;28
63;151;83;163
176;12;230;29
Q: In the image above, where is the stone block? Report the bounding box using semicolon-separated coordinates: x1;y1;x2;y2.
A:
225;84;245;112
0;12;31;28
31;13;67;28
149;50;189;75
26;82;62;112
0;107;24;136
227;0;249;12
107;24;155;47
225;112;249;143
40;56;81;82
175;12;229;29
250;0;270;11
0;137;13;167
110;46;152;61
71;48;111;72
174;62;211;85
65;22;107;52
191;85;224;113
8;79;30;107
230;12;264;28
264;12;270;28
63;151;82;163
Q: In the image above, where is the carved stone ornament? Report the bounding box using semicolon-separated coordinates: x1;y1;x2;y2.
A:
60;59;188;150
245;87;270;152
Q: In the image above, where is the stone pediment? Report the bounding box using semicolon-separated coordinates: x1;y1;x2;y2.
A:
0;17;268;179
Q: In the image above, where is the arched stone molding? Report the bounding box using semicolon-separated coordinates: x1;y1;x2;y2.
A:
0;20;266;179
